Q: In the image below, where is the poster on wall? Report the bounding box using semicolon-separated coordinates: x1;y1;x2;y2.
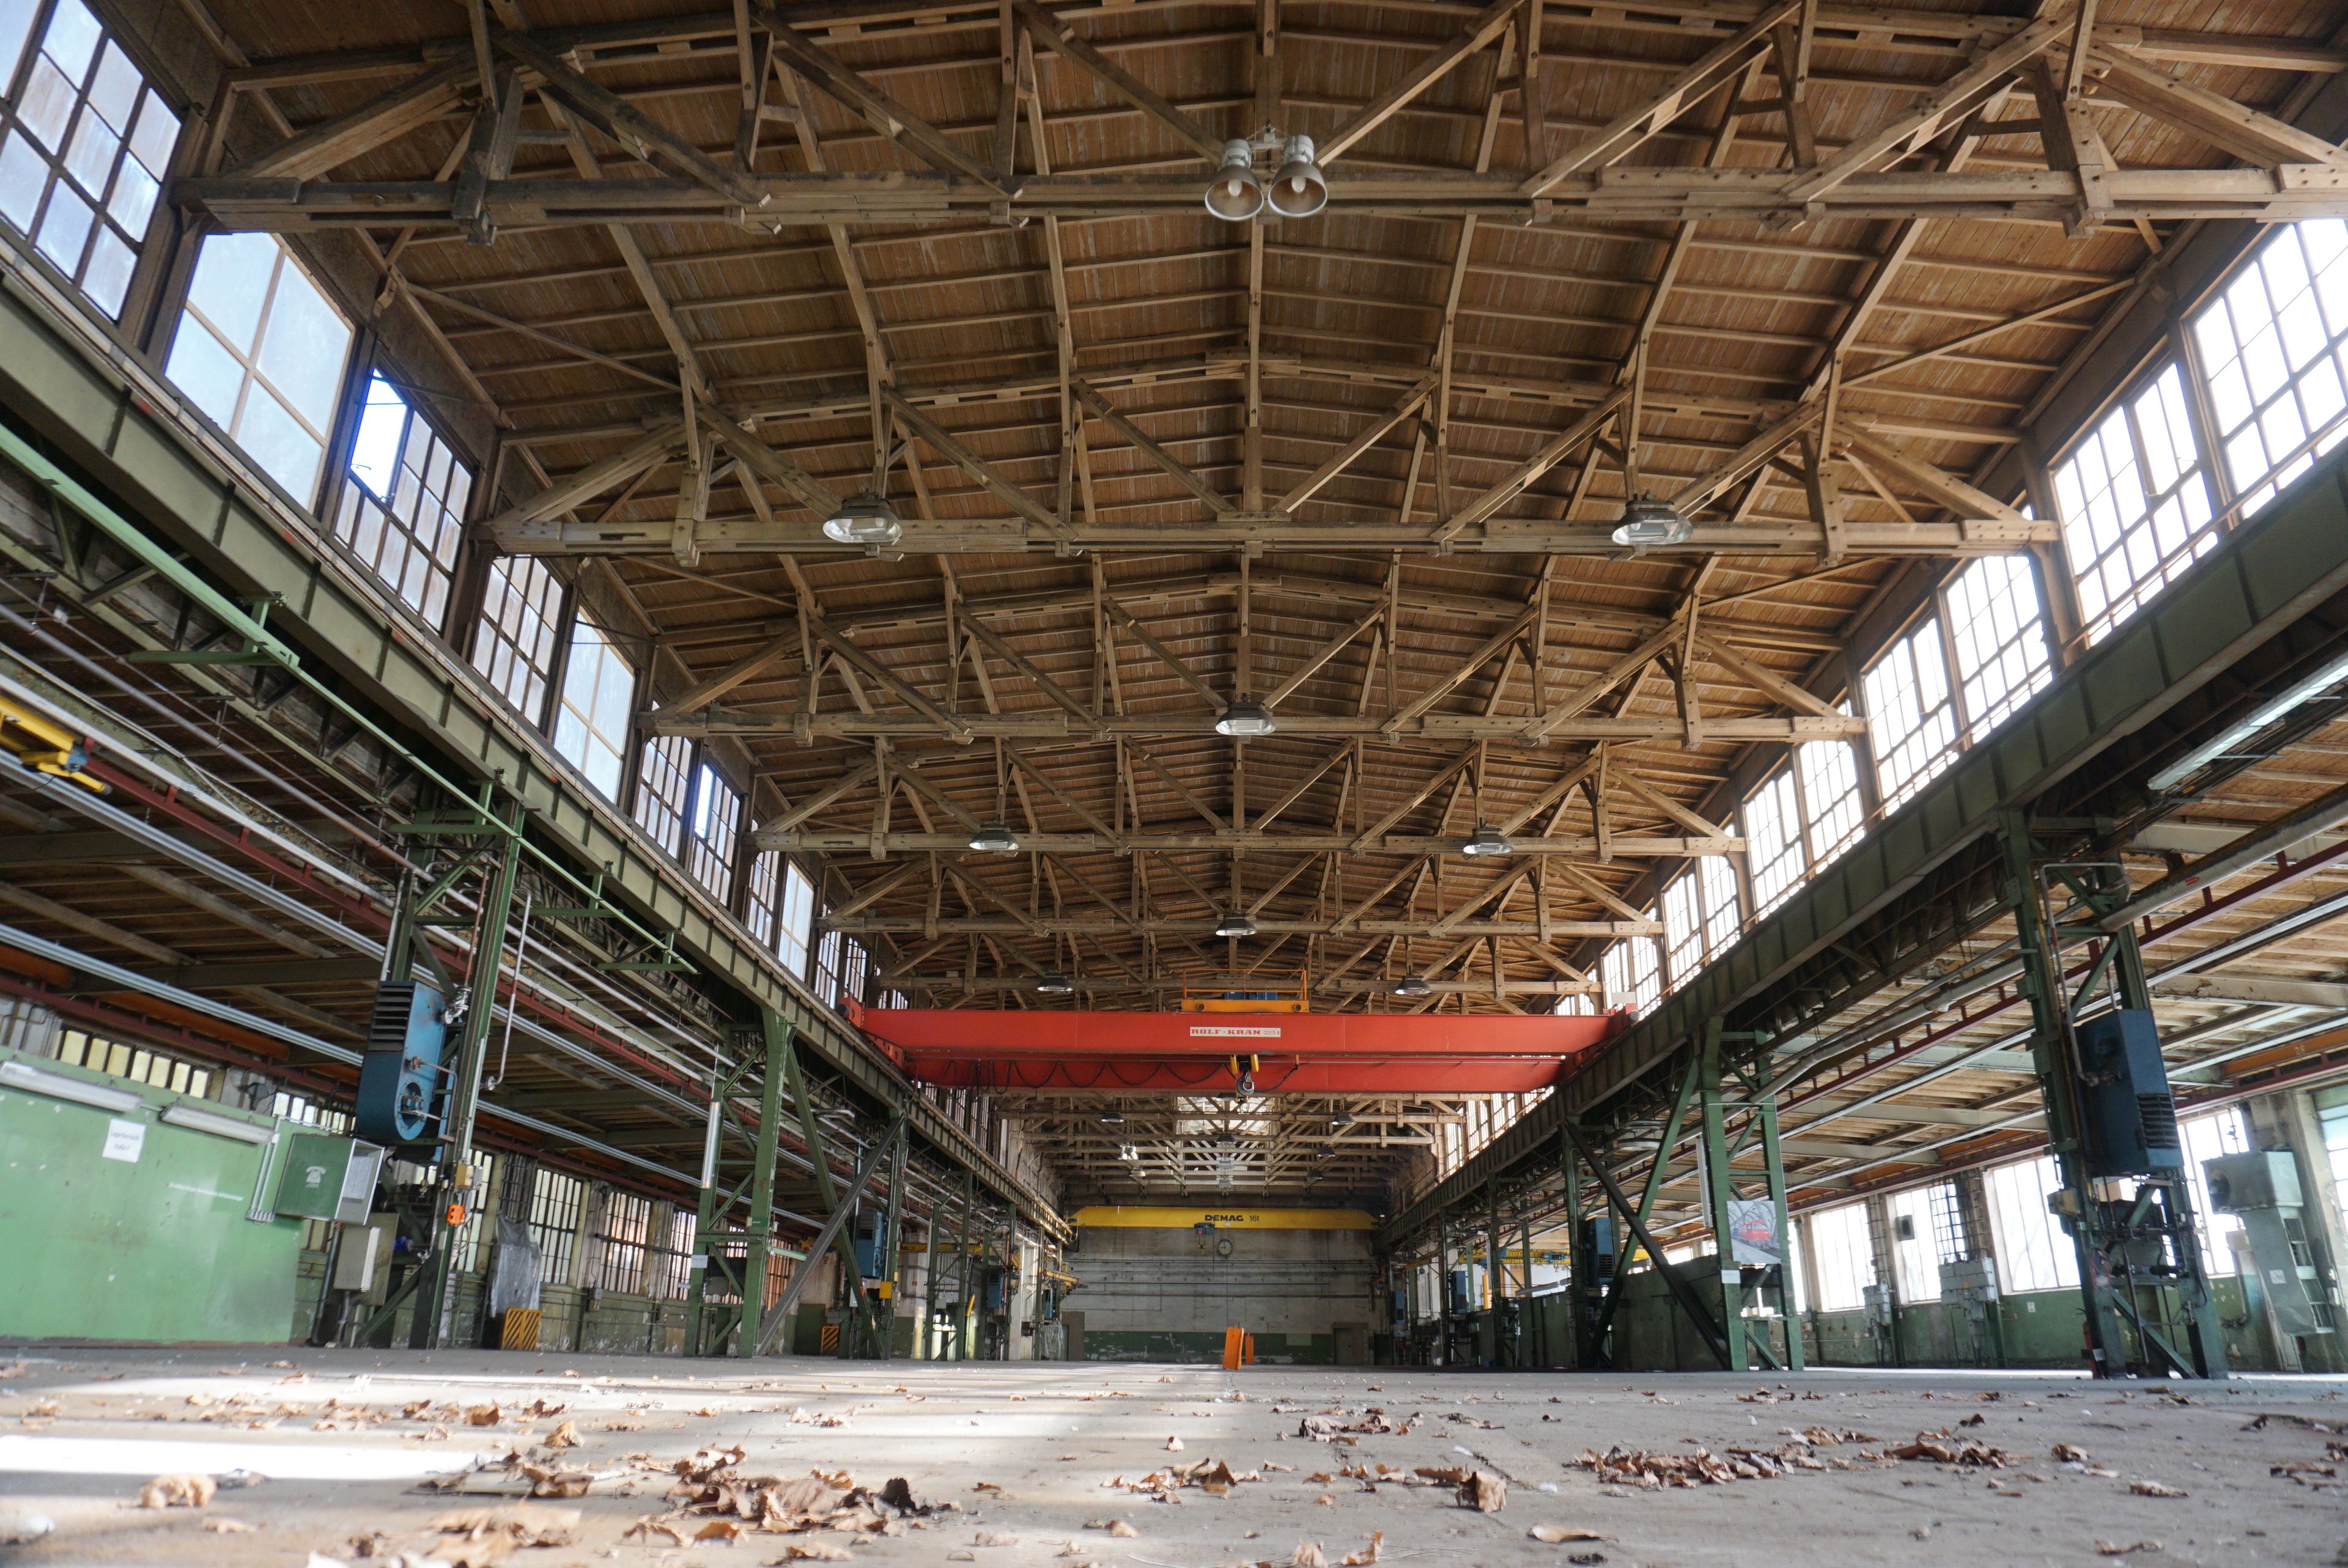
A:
1727;1198;1781;1267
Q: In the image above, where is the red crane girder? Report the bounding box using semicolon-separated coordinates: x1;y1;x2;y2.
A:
845;1003;1624;1093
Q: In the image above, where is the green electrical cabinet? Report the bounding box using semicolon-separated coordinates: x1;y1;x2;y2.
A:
273;1132;385;1224
0;1050;304;1344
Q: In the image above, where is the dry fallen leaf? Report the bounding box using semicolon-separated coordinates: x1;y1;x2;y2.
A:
2095;1542;2163;1557
1291;1544;1327;1567
1530;1525;1607;1544
1165;1436;1184;1451
1460;1471;1507;1512
432;1501;581;1547
696;1517;745;1542
2052;1443;2090;1463
138;1473;216;1509
625;1516;691;1547
201;1517;253;1533
545;1420;578;1449
465;1404;502;1427
973;1528;1020;1546
773;1544;854;1562
2128;1481;2187;1498
1342;1531;1384;1565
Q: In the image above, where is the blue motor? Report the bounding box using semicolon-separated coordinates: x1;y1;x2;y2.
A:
356;981;449;1150
2075;1008;2183;1178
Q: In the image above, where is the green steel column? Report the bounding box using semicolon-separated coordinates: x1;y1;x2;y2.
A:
1560;1126;1587;1369
1485;1174;1504;1368
735;1011;791;1358
1754;1075;1804;1372
412;824;523;1350
1519;1204;1537;1369
1435;1213;1453;1367
1593;1050;1702;1344
781;1033;866;1352
1695;1018;1747;1372
877;1120;908;1358
918;1193;942;1361
953;1169;976;1361
2000;814;2131;1375
684;1051;755;1356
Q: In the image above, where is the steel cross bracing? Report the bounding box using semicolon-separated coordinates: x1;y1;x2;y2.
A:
0;251;1060;1262
16;0;2348;1212
1377;445;2348;1368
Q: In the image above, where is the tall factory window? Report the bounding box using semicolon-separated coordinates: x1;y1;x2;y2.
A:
1795;737;1865;868
1599;935;1660;1016
528;1167;586;1287
2192;221;2348;520
166;231;352;506
646;1207;696;1300
1742;769;1806;916
1863;618;1957;810
0;0;179;317
777;859;816;976
684;760;742;902
1806;1201;1872;1312
472;554;564;724
552;614;633;800
632;734;692;858
2050;364;2215;644
336;372;470;625
1660;856;1738;990
591;1190;652;1295
745;848;781;948
1983;1155;2079;1294
1943;556;2054;739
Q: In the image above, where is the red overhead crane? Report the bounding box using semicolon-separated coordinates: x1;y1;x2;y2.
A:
846;1002;1625;1093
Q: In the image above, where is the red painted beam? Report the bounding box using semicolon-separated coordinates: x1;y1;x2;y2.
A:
848;1003;1623;1094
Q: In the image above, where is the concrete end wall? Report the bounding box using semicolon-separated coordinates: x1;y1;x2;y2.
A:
1071;1221;1377;1363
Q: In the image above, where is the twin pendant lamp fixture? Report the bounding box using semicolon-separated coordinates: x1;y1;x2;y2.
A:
1205;132;1328;223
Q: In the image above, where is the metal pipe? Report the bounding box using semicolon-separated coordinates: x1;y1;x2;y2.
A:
2102;778;2348;930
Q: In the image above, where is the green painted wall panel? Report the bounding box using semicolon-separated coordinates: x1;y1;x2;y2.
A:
0;1077;300;1344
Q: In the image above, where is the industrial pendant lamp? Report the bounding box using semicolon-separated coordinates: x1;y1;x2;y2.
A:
1610;495;1693;548
1394;973;1433;998
1204;138;1266;221
821;488;903;547
969;740;1019;852
1266;134;1327;219
1461;825;1513;858
1459;750;1510;857
1214;910;1257;938
1216;698;1276;738
1036;971;1073;995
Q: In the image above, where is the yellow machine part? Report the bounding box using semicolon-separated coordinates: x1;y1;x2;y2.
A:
0;697;103;793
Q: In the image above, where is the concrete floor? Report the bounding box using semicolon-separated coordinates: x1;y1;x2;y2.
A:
0;1349;2342;1567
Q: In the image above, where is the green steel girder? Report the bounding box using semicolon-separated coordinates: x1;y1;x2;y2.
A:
1383;446;2348;1253
0;254;1062;1245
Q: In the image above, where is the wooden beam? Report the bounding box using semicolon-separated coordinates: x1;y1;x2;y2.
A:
2090;41;2348;172
1321;0;1519;164
757;4;1010;193
1447;389;1630;529
1523;0;1797;195
1783;14;2072;206
806;610;973;743
1277;374;1438;513
1013;0;1221;161
884;389;1074;542
487;421;682;527
1070;376;1233;515
240;59;475;181
495;31;768;207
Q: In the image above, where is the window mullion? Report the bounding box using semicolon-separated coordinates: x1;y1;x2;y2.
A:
2166;310;2237;518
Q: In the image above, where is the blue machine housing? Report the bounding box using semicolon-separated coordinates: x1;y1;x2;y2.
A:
852;1207;890;1279
2075;1007;2184;1178
356;981;449;1150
